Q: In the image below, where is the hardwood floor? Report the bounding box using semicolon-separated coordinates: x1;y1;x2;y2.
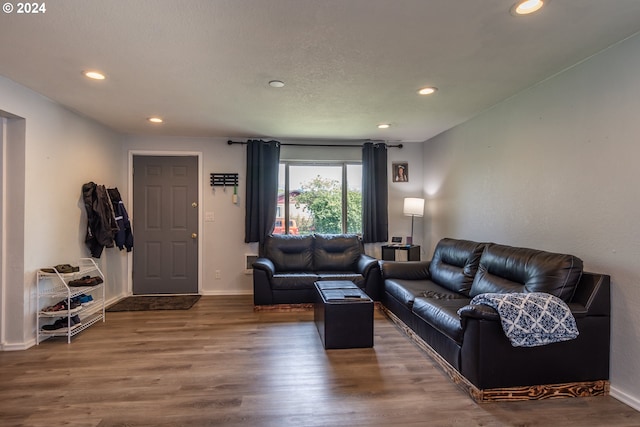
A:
1;295;638;426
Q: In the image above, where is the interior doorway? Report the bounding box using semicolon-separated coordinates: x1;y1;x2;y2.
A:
0;111;26;349
132;155;199;294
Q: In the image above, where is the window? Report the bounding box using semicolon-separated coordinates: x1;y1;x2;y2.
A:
276;162;362;235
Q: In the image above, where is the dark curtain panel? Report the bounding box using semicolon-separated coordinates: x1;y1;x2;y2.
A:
245;139;281;244
362;142;388;243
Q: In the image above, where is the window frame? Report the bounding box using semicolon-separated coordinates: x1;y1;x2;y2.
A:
278;160;362;235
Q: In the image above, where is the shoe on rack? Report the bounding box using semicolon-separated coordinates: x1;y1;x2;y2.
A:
42;302;66;313
87;276;103;286
40;264;80;274
42;318;67;331
42;299;81;312
68;276;103;287
42;316;81;331
55;264;80;273
68;276;89;286
74;294;94;305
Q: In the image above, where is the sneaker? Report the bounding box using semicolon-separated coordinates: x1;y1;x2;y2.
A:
72;294;94;306
41;300;81;314
62;299;81;310
42;317;81;331
79;295;93;305
41;302;66;313
42;318;67;331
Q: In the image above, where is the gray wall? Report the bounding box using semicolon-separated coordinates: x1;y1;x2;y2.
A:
421;33;640;408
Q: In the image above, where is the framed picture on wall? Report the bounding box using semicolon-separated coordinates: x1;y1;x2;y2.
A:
392;162;409;182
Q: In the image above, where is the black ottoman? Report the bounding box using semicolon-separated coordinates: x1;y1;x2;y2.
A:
314;281;374;349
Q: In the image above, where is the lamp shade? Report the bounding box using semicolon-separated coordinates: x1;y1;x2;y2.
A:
403;197;425;217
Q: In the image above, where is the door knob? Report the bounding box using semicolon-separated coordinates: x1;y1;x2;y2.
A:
192;202;198;208
191;233;198;239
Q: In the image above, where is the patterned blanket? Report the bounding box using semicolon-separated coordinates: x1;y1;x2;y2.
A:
465;292;579;347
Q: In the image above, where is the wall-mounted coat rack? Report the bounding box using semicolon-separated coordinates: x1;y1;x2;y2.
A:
210;173;238;187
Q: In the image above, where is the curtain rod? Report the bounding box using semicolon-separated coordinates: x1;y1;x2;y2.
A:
227;140;403;148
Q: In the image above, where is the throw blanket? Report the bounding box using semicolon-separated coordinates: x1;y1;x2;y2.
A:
466;292;579;348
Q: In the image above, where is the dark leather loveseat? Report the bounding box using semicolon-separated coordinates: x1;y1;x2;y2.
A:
253;234;380;306
380;238;610;402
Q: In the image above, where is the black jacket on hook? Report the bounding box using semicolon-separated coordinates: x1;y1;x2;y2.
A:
107;187;134;252
82;182;118;258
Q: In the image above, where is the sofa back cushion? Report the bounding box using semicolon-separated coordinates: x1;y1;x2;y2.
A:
429;238;486;296
469;244;583;302
263;234;314;272
314;234;363;271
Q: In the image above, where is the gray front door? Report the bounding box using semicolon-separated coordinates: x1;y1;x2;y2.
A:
132;155;198;294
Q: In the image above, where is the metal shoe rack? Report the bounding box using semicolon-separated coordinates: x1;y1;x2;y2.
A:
36;258;106;344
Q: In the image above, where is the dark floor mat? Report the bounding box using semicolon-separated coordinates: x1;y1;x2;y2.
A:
106;295;201;312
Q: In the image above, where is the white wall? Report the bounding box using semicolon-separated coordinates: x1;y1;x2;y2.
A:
121;135;255;295
387;142;425;257
0;76;124;349
421;33;640;408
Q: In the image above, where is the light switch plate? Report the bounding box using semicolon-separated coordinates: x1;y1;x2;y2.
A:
205;211;215;222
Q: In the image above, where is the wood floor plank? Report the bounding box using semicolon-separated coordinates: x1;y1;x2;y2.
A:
0;295;638;427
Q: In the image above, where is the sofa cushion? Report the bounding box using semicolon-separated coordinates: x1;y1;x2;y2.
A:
263;234;314;272
270;273;319;290
429;238;485;296
412;297;470;345
385;279;464;309
469;244;583;302
314;234;362;271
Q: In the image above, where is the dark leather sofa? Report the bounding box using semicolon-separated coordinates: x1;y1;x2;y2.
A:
253;234;380;305
380;238;610;402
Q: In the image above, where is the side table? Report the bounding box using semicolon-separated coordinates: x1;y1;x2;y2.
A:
381;245;421;261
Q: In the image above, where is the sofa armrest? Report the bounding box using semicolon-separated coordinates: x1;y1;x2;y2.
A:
356;254;377;275
458;304;501;322
252;257;275;279
571;272;610;317
253;258;276;305
379;260;431;280
356;254;382;301
566;302;588;318
459;301;590;323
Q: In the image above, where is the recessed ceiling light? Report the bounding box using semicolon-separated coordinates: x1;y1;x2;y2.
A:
83;70;106;80
377;124;391;129
147;117;164;124
418;87;438;95
511;0;546;16
269;80;285;88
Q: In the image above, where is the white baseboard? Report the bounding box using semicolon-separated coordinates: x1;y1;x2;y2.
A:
104;295;121;307
610;385;640;412
1;338;35;351
200;290;253;296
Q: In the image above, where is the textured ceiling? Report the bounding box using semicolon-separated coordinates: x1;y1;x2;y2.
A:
1;0;640;142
